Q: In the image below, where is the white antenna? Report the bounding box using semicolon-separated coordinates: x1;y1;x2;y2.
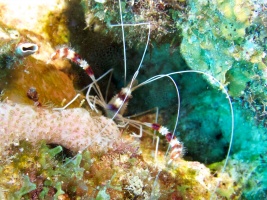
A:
118;0;127;86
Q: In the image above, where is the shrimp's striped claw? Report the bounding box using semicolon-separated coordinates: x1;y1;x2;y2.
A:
144;122;184;164
50;47;95;81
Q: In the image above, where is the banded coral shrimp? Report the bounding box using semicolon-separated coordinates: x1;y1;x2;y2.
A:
49;0;235;198
49;25;184;162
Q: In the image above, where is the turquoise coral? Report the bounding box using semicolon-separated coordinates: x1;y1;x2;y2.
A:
179;0;266;93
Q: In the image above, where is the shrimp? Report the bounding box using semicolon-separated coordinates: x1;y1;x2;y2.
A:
49;45;184;164
49;0;234;171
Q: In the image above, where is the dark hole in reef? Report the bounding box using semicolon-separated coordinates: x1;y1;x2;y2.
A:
215;132;223;140
175;73;231;164
22;46;37;51
47;143;75;162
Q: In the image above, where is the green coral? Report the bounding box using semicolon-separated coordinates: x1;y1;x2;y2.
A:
13;176;36;200
95;174;118;200
0;141;87;199
179;0;266;88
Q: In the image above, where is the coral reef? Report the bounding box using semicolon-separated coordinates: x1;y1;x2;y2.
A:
0;138;239;199
0;0;266;199
0;141;87;199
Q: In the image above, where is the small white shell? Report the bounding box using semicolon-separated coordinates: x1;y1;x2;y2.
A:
15;43;38;57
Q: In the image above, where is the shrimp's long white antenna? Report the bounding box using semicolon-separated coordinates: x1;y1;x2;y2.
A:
105;69;114;102
134;70;234;172
110;22;151;27
118;0;127;86
163;76;180;158
131;74;181;160
108;22;151;122
80;69;114;93
72;2;152;160
53;94;81;111
167;71;234;172
136;23;151;72
134;70;234;198
110;22;151;81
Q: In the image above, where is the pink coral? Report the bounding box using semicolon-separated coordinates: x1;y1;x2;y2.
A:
0;101;121;153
